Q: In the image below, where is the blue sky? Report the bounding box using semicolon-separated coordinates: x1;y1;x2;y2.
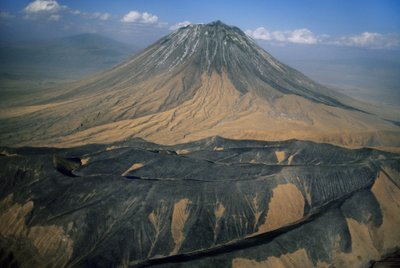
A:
0;0;399;105
1;0;399;49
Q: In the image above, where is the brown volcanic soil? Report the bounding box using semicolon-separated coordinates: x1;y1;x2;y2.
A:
0;137;399;267
0;21;399;149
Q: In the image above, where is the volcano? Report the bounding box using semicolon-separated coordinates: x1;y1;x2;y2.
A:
0;21;400;268
0;20;399;148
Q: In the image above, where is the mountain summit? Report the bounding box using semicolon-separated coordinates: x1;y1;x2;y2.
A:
1;22;400;267
135;20;348;106
0;21;399;148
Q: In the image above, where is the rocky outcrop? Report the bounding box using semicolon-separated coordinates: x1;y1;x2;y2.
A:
0;137;398;267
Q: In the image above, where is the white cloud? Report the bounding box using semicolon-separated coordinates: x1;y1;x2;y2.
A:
23;1;111;22
48;14;60;21
23;0;65;14
121;11;141;23
121;11;158;24
270;31;286;42
169;21;191;30
142;12;158;23
287;28;318;44
246;27;318;44
92;12;111;21
335;32;400;49
246;26;400;49
349;32;381;46
70;10;81;15
100;13;110;21
245;27;270;40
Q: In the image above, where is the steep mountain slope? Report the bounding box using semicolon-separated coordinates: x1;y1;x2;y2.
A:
0;138;399;267
1;21;399;268
0;21;399;148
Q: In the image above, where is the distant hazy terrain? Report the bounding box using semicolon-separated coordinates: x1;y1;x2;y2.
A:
0;33;137;81
288;58;400;107
1;32;399;108
1;22;398;150
0;21;399;268
263;44;400;107
0;33;138;106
